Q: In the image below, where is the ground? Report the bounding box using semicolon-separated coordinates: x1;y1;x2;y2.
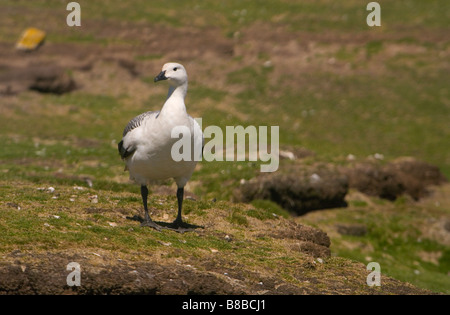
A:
0;1;449;294
0;181;436;295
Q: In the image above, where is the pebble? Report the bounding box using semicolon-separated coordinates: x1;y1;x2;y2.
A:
279;150;295;160
374;153;384;160
89;195;98;203
263;60;272;68
310;173;321;184
38;187;56;193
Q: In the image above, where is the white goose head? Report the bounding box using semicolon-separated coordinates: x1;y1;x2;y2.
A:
154;62;188;87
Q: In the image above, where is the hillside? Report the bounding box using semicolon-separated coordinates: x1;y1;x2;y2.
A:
0;180;435;295
0;1;449;294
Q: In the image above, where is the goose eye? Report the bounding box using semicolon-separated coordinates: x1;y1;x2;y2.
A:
173;67;178;71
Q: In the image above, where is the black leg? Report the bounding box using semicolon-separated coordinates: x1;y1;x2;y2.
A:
141;185;150;220
174;187;184;225
166;187;203;233
135;185;201;233
140;185;161;230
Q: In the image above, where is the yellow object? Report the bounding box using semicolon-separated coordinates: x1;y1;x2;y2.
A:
16;27;46;51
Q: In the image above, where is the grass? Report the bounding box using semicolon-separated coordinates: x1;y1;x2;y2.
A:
300;187;450;294
0;179;310;291
0;0;449;294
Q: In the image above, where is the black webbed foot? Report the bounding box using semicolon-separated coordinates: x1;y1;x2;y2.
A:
141;218;163;231
157;219;203;233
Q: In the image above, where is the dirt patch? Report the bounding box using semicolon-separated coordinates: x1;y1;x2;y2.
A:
336;224;367;237
0;63;76;95
0;178;440;295
272;220;331;248
234;168;348;216
0;247;431;295
0;251;235;295
343;157;447;201
235;157;446;216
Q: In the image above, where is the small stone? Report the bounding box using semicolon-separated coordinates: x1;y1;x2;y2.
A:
279;150;295;160
85;178;93;188
263;60;272;68
310;173;321;184
89;195;98;203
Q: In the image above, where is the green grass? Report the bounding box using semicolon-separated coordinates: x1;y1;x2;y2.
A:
301;194;450;294
249;199;290;220
2;1;449;43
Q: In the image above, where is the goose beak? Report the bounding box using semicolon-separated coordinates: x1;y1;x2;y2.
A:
154;70;168;82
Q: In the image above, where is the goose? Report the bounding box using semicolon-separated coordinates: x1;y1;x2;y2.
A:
118;63;203;232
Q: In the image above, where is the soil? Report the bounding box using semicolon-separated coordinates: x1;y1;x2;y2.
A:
343;158;447;201
235;169;349;215
235;157;447;215
0;233;431;295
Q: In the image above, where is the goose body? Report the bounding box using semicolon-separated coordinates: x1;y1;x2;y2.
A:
118;63;202;231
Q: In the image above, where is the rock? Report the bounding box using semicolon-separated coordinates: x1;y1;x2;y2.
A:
273;221;331;248
234;169;348;216
268;221;331;258
0;64;76;95
343;158;446;201
279;150;295;160
289;241;331;258
89;195;99;204
29;67;76;94
347;154;356;161
336;224;367;236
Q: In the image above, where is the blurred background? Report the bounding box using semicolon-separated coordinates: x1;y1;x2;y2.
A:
0;0;449;293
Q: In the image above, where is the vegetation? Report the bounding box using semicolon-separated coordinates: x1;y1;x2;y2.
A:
0;0;448;293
